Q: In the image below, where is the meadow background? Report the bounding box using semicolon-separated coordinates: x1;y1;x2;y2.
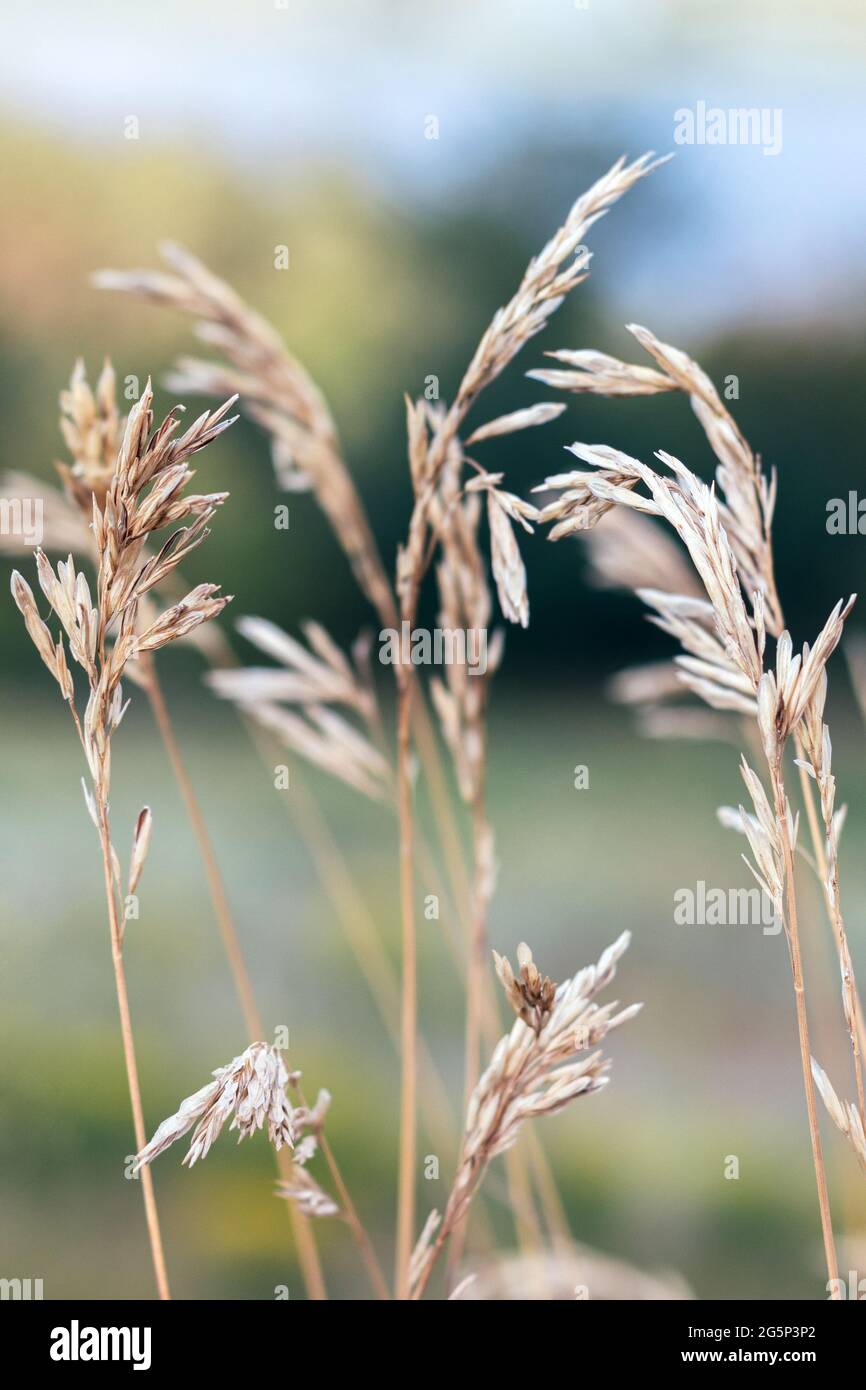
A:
2;0;866;1299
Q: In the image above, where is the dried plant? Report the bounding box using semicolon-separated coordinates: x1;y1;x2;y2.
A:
277;1146;340;1220
135;1042;297;1170
208;617;390;800
798;686;865;1127
10;380;237;1299
5;362;332;1296
538;428;857;1293
427;453;502;1227
493;943;558;1034
533;323;782;629
94;244;528;1286
8;117;861;1304
274;1088;338;1220
93;241;479;968
163;155;663;1299
535;316;866;1268
92;156;662;1300
94;242;395;627
539;321;863;874
135;1037;388;1296
810;1060;866;1175
56;357;123;509
410;933;639;1299
1;364;229;672
390;153;663;1297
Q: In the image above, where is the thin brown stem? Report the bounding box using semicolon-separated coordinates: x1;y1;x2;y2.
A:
143;658;259;1038
412;1046;523;1301
795;737;828;884
463;790;490;1108
795;733;866;1080
295;1086;389;1302
96;804;170;1301
769;759;840;1297
524;1126;572;1240
394;670;418;1300
809;778;866;1130
321;1132;390;1301
245;724;510;1254
412;695;474;914
141;655;326;1301
445;785;491;1287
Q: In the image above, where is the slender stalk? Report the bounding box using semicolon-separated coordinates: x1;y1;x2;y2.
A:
795;740;828;883
502;1145;545;1247
413;1068;515;1301
412;697;475;916
294;1084;389;1302
141;654;326;1301
322;1131;390;1301
265;734;464;1146
218;667;509;1257
769;760;840;1296
826;878;866;1129
143;658;258;1036
799;726;866;1128
795;733;866;1068
445;782;492;1287
273;1151;327;1301
423;1140;544;1301
96;804;170;1300
394;668;418;1300
463;789;490;1111
524;1127;571;1240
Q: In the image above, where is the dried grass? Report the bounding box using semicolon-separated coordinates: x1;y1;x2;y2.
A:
410;934;639;1298
11;379;238;1300
536;327;866;1290
8;153;688;1300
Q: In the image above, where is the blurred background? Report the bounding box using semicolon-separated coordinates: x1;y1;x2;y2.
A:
2;0;866;1299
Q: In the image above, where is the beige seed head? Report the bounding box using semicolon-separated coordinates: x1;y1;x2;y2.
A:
134;1042;297;1171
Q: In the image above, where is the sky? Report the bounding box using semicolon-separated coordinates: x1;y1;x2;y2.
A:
2;0;865;334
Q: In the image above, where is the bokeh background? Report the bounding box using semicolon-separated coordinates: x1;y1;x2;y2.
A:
2;0;866;1299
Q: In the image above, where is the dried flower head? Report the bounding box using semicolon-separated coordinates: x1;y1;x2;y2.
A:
539;443;855;755
395;155;666;638
128;806;153;897
57;357;123;510
276;1155;339;1219
531;323;782;636
274;1088;339;1218
94;241;397;629
527;346;677;399
411;933;639;1297
135;1043;297;1171
13;379;236;801
493;942;557;1033
208;616;389;800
